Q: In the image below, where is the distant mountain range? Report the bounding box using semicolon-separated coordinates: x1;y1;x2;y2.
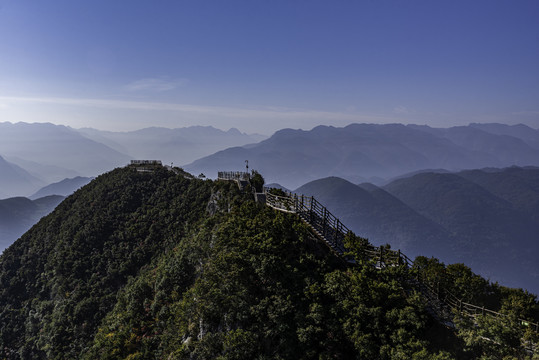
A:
0;122;130;183
469;123;539;149
185;123;539;189
0;195;64;252
3;122;538;196
292;166;539;294
78;125;266;167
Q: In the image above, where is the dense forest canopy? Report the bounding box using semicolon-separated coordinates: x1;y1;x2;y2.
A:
0;166;537;359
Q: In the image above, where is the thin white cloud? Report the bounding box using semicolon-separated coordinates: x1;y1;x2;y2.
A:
123;78;188;92
0;95;394;123
393;106;413;114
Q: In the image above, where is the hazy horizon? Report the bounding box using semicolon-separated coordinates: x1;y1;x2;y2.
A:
1;120;538;138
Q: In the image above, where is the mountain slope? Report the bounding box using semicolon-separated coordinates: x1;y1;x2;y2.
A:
383;171;539;293
0;167;216;358
78;125;267;166
410;125;539;166
0;195;64;251
185;123;539;189
0;122;130;178
0;155;44;198
0;167;461;359
470;123;539;150
29;176;93;200
457;166;539;221
4;156;81;184
294;177;451;257
0;167;536;358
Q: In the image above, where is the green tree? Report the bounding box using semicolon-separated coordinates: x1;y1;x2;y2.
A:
250;170;265;193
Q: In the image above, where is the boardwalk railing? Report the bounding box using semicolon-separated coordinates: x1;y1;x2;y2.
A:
265;189;538;350
266;191;349;257
266;191;411;267
218;171;250;181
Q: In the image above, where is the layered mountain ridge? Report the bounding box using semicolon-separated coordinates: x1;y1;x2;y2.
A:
0;155;45;198
186;123;539;189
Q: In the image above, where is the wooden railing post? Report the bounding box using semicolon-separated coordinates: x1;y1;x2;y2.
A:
322;208;327;237
310;196;314;223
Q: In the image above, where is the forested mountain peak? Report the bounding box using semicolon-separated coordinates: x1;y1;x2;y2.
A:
0;167;537;359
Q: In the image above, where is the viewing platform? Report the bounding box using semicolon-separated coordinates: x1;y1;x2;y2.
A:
218;171;251;190
217;171;250;181
129;160;163;173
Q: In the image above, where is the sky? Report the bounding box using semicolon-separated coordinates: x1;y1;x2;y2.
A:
0;0;538;135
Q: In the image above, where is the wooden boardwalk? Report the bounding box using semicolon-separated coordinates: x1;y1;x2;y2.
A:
265;190;538;353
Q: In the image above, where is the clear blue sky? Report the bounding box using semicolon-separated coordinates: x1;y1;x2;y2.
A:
0;0;538;134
